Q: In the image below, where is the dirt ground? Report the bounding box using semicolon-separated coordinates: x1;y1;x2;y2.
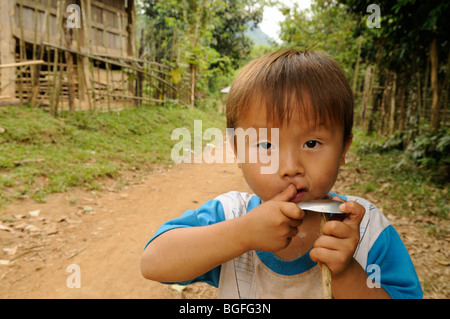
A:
0;146;448;299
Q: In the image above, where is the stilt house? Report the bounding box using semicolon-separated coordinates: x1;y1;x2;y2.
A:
0;0;140;111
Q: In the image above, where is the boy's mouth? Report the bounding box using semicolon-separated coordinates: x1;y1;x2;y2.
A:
292;188;308;203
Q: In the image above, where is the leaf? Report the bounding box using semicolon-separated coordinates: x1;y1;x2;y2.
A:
435;258;450;266
0;260;11;266
170;69;183;84
0;222;14;232
28;210;40;217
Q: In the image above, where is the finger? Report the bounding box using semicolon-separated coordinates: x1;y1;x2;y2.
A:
330;196;347;221
288;226;299;238
309;246;330;264
332;195;346;203
279;201;304;221
309;246;342;267
289;218;303;228
321;220;353;239
271;184;297;202
313;234;339;250
338;201;365;227
314;233;356;252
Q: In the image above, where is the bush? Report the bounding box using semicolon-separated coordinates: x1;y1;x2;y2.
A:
356;131;405;155
406;128;450;171
356;128;450;185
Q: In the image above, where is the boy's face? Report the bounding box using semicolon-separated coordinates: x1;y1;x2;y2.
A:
234;102;351;203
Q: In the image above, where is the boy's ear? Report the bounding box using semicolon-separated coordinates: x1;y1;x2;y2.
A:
340;134;353;165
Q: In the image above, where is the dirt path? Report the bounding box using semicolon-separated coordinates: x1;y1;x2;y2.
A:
0;155;249;298
0;149;448;298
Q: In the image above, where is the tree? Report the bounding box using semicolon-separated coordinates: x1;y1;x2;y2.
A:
340;0;450;134
279;0;359;80
209;0;263;70
140;0;265;107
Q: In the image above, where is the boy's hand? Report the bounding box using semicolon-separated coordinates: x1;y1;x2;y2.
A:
310;198;365;276
241;184;304;252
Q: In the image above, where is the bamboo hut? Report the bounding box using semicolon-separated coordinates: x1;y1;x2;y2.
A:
0;0;169;113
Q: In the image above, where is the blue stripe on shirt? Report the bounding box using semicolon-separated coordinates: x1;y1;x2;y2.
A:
144;199;226;288
145;199;226;248
367;225;423;299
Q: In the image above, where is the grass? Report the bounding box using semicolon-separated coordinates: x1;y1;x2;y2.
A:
1;106;448;227
0;104;225;209
343;129;449;223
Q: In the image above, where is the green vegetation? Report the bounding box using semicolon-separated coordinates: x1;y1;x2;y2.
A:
356;128;450;185
0;105;224;208
138;0;264;107
342;129;448;223
1;1;448;225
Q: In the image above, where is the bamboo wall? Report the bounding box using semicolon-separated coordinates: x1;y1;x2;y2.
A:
0;0;183;114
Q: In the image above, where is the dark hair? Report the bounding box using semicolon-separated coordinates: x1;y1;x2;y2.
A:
226;49;354;143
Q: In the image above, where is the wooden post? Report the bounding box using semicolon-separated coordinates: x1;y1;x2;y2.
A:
126;0;137;102
74;9;91;111
352;36;362;94
388;71;397;135
397;74;407;132
118;11;126;106
429;38;440;132
65;27;76;113
103;11;111;111
366;64;378;135
29;0;39;106
361;65;372;128
50;0;63;116
379;71;391;136
0;0;17;101
442;50;450;126
30;2;49;108
18;0;25;105
405;83;419;147
135;28;144;107
422;56;430;134
416;69;422;130
82;0;96;112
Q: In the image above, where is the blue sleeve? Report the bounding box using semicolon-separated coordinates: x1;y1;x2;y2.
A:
367;225;423;299
144;199;226;288
329;191;347;201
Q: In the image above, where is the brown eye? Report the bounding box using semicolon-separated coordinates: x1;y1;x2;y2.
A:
304;140;319;149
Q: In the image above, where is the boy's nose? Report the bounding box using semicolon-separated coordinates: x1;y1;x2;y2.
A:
278;150;304;178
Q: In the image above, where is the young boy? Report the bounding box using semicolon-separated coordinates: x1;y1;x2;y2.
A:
141;49;423;299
